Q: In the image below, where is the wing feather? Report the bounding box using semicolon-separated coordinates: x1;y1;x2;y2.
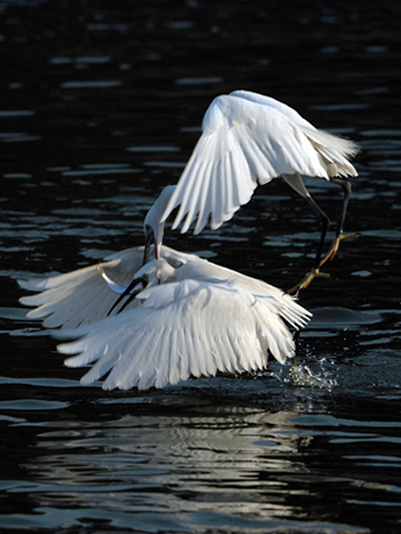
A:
18;247;146;329
57;278;308;390
18;246;197;330
162;91;358;234
179;161;207;233
192;159;215;234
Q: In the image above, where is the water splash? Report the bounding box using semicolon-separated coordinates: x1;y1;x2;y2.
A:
283;360;338;389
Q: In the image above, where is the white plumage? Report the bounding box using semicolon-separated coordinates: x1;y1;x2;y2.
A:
162;90;359;235
57;257;311;390
19;247;145;330
19;186;312;390
18;186;184;330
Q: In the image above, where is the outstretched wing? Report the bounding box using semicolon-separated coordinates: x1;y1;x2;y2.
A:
18;247;145;330
162;90;358;235
58;278;305;390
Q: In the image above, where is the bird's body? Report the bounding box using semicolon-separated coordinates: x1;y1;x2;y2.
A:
19;186;311;390
161;90;359;290
57;255;311;390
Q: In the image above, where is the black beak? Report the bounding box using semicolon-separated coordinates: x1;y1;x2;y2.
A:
107;275;148;316
143;230;155;266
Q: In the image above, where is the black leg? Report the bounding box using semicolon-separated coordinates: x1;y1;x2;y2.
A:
319;177;355;267
331;177;352;239
286;192;331;294
304;192;330;270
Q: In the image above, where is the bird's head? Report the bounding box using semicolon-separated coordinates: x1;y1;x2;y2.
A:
137;258;176;288
104;259;176;316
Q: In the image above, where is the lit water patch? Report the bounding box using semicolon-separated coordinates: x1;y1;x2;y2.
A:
126;146;180;153
0;132;41;142
49;56;111;65
308;307;381;329
61;81;123;89
176;76;224;85
62;165;141;177
0;110;35;117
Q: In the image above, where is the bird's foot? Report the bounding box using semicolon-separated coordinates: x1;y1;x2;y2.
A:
225;370;239;378
286;268;331;295
319;232;359;267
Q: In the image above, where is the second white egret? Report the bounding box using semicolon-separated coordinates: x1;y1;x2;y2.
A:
162;90;359;291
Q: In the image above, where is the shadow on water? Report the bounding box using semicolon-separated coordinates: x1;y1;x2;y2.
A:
1;1;401;533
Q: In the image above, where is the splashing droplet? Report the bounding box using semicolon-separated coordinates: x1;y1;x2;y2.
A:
284;364;337;389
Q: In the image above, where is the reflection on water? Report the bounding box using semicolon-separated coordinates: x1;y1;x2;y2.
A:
2;393;399;533
1;0;401;533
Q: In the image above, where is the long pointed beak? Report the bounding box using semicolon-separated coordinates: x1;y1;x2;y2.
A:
107;275;148;316
143;230;154;265
154;242;161;260
143;230;161;264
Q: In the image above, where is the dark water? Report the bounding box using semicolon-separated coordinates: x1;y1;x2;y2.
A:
1;1;401;533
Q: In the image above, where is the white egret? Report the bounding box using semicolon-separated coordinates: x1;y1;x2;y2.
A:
18;186;311;390
57;257;311;391
161;90;359;291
